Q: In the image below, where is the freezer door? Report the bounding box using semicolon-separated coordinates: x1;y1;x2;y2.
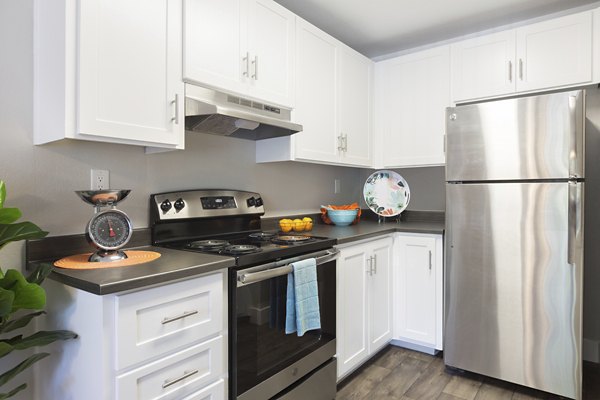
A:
446;90;584;181
445;182;583;399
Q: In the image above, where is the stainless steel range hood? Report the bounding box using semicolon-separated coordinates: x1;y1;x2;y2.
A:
185;86;302;140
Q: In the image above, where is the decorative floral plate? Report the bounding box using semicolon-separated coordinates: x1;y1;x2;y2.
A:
363;170;410;217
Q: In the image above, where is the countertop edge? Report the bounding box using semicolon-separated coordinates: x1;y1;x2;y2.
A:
47;258;234;295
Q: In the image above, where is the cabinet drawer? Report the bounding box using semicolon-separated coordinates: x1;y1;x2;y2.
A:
181;379;225;400
115;273;224;369
116;335;224;400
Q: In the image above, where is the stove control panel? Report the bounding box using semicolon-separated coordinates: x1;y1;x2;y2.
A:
151;189;265;221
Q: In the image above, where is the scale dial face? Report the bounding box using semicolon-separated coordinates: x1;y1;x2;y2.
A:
86;209;133;251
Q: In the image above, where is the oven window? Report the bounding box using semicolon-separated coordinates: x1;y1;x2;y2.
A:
234;260;336;396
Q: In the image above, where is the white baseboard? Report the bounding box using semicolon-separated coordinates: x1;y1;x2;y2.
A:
583;338;600;363
390;339;439;355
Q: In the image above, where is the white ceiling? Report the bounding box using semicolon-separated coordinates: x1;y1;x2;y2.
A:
273;0;600;58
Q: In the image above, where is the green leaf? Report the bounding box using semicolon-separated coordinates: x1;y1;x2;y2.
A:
0;311;45;334
0;353;49;387
26;264;53;285
0;209;21;225
0;270;46;312
0;289;14;318
0;222;48;251
0;342;12;358
0;181;5;209
11;330;78;351
0;383;27;399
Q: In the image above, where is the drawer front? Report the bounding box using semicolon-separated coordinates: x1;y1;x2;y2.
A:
116;335;224;400
181;379;225;400
115;273;224;369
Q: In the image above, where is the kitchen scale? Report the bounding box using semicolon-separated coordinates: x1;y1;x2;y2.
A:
75;190;133;262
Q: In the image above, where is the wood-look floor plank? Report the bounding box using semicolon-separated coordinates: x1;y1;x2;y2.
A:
336;363;391;400
473;382;514;400
442;374;483;400
438;393;469;400
337;346;600;400
404;357;451;400
367;355;430;399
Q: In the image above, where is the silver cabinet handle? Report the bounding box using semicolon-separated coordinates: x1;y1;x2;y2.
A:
252;55;258;80
518;58;523;80
161;310;198;325
366;255;373;276
162;369;199;389
171;94;179;124
508;60;512;82
342;134;348;153
337;135;343;152
243;52;250;77
428;250;432;271
372;254;377;274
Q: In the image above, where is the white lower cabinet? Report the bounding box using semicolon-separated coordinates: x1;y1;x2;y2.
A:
392;233;443;352
336;236;393;380
38;272;228;400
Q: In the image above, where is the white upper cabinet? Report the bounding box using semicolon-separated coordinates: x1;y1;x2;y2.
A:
375;45;449;168
34;0;185;149
451;31;516;102
338;47;373;166
183;0;247;97
184;0;295;108
293;19;340;164
516;12;592;92
256;18;373;168
452;11;593;103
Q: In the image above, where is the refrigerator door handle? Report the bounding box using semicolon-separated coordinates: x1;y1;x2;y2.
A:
567;181;581;265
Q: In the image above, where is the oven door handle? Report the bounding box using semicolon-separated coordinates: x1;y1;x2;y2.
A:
237;249;339;286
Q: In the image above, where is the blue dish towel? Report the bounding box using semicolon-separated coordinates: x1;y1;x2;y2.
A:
285;258;321;336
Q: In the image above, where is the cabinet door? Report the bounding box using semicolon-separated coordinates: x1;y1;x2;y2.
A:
336;244;369;379
246;0;295;107
293;19;340;164
338;47;373;167
368;237;393;353
378;46;449;168
78;0;184;147
183;0;249;98
516;12;592;92
394;235;439;347
451;30;516;102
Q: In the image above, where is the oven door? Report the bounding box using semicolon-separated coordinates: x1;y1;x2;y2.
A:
230;249;338;400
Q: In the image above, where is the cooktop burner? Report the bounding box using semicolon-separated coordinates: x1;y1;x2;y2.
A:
187;239;230;250
271;235;313;245
248;232;277;241
221;244;262;255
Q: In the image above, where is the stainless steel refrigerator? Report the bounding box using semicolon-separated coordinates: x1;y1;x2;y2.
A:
445;89;590;399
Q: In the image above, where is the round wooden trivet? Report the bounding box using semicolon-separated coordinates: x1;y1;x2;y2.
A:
54;251;161;270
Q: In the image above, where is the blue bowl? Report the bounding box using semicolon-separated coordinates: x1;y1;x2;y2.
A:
328;209;358;226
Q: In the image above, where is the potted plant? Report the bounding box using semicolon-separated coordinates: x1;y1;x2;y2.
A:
0;180;78;399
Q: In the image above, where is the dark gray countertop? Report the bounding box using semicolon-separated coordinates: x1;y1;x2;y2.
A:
30;245;234;295
27;211;443;296
308;219;444;245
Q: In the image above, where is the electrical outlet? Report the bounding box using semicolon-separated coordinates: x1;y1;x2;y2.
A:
334;179;341;194
91;169;109;190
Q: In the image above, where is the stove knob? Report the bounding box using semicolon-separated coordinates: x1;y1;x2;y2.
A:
174;198;185;211
255;197;263;207
246;197;256;207
160;199;172;212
